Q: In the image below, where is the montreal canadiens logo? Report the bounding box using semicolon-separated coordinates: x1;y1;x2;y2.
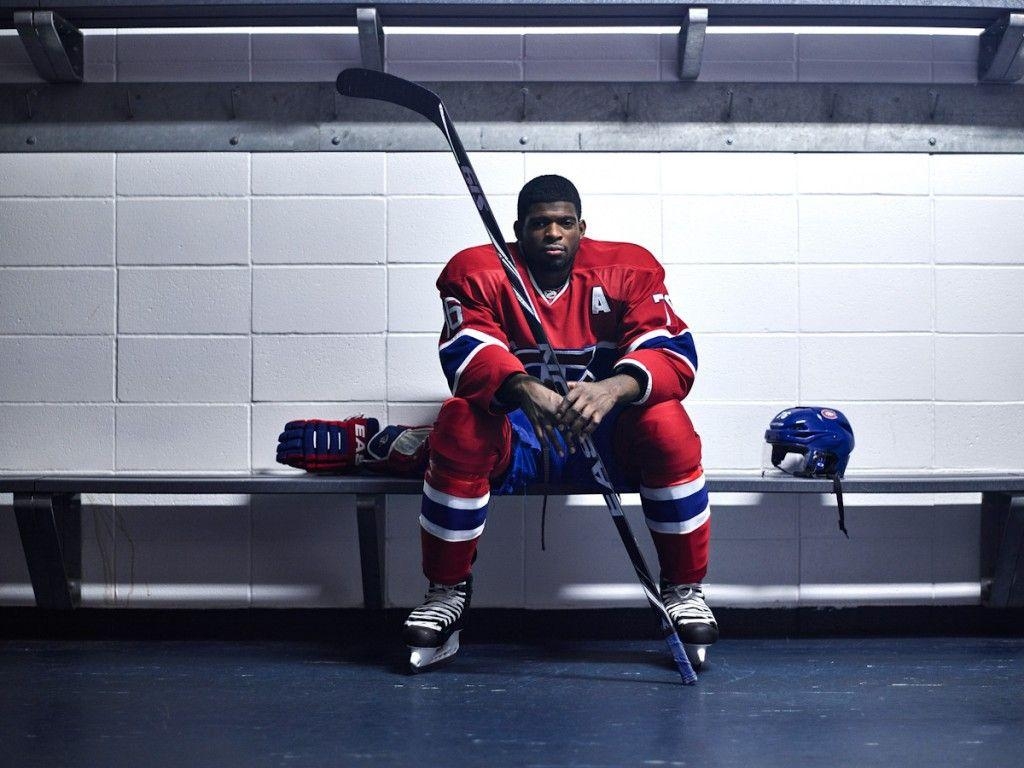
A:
820;408;838;420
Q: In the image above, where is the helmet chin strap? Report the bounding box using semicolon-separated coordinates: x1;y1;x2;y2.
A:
832;475;849;538
770;460;849;538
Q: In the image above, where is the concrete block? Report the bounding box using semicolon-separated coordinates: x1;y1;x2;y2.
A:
580;195;663;260
798;34;932;62
690;60;797;82
936;267;1024;333
798;196;931;263
0;32;29;63
665;265;799;333
111;500;251;608
692;335;799;402
253;265;385;333
799;266;933;332
932;34;980;62
0;200;114;266
251;31;360;61
117;336;251;403
387;334;452;402
387;33;522;61
703;32;797;63
117;199;248;265
526;32;660;61
118;266;250;335
660;153;797;195
798;154;929;195
0;337;112;402
251;198;386;265
117;32;250;62
524;496;654;608
117;154;248;197
388;61;524;82
662;195;797;264
83;30;116;64
706;493;800;540
683;401;790;471
0;405;113;472
117;61;251;83
252;153;385;196
524;153;661;195
705;539;801;588
387;195;518;263
251;494;363;607
936;336;1024;402
251;402;385;471
798;60;932;83
389;265;444;333
0;268;116;334
935;198;1024;264
800;335;934;401
0;64;42;82
934;156;1024;195
931;62;977;83
115;405;249;471
935;404;1024;469
524;58;659;81
800;535;932;586
0;154;114;197
387;152;524;196
385;402;443;427
812;402;934;471
800;493;939;539
253;335;385;402
251;60;361;82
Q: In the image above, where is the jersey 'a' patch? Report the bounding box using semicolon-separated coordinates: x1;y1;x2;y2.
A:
591;286;611;315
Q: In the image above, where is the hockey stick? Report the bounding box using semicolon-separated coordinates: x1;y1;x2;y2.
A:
337;68;697;685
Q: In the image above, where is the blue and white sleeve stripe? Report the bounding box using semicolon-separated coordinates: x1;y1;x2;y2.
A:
439;329;509;393
628;329;698;376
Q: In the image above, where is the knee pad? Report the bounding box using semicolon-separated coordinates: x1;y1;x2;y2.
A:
429;398;512;483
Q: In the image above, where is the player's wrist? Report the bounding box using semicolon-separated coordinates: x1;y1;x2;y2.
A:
497;372;533;406
609;370;644;404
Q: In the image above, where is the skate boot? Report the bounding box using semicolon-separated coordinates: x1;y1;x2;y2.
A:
661;581;718;670
403;575;472;672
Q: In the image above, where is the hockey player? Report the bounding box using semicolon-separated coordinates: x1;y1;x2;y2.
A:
404;175;716;671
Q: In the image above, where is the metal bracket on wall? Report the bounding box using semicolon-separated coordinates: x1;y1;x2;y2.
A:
678;8;708;81
13;10;84;83
979;12;1024;83
357;7;386;72
982;493;1024;607
13;492;83;609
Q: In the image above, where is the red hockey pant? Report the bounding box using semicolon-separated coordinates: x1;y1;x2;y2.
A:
419;396;710;586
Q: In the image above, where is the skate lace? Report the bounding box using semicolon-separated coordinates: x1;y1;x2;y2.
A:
662;584;715;624
405;583;467;632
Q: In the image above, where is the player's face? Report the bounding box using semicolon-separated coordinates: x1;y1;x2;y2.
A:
514;202;586;282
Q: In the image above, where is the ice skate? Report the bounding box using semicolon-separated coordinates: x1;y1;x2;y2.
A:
403;575;472;672
661;581;718;670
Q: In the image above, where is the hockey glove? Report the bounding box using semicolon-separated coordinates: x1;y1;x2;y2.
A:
276;417;380;472
362;424;431;477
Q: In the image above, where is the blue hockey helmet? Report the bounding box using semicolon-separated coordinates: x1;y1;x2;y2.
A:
764;407;854;478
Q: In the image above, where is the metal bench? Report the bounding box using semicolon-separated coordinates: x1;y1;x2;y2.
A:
3;472;1023;611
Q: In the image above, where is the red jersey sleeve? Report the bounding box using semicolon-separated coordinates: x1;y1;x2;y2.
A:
436;249;527;412
613;256;697;405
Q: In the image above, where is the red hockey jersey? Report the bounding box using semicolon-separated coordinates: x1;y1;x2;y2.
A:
436;237;697;412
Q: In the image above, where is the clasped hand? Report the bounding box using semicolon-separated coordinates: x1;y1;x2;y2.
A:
501;373;640;457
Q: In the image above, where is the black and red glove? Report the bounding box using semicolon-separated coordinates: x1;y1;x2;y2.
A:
276;417;380;472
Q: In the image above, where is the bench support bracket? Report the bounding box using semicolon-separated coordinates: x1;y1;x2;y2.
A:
981;492;1024;607
355;493;387;610
13;492;82;609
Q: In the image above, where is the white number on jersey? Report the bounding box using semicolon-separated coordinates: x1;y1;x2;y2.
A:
653;293;675;325
443;297;464;333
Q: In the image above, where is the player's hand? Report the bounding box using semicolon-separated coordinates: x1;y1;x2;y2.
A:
556;375;641;446
499;374;567;456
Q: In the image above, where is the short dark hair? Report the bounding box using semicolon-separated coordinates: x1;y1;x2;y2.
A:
517;175;581;221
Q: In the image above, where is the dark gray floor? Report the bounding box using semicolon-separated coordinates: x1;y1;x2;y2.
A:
1;637;1022;768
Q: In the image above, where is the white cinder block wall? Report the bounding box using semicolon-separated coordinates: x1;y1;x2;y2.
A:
1;28;1022;610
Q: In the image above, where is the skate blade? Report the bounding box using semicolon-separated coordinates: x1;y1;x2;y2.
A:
684;643;707;670
408;630;461;673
